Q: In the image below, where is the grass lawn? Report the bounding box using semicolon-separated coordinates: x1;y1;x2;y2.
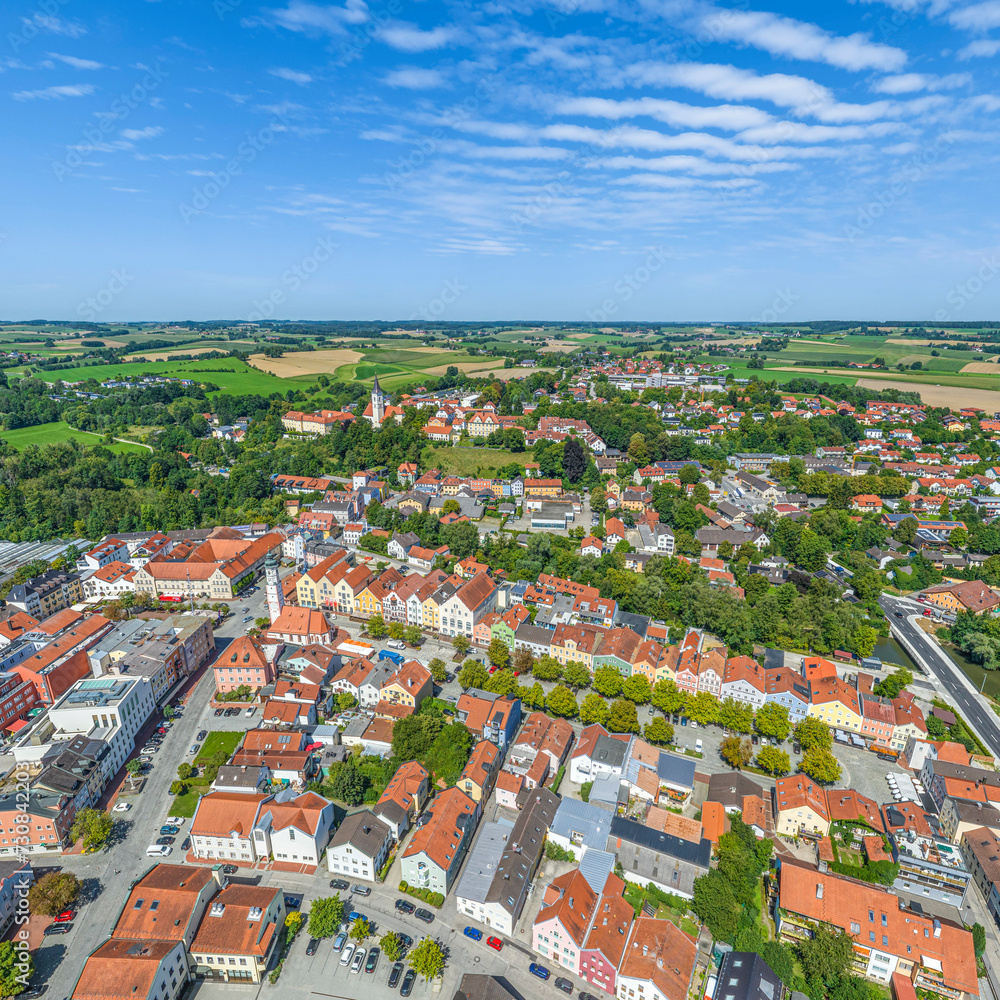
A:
195;730;243;763
421;444;519;477
0;421;147;453
171;779;211;818
31;357;287;395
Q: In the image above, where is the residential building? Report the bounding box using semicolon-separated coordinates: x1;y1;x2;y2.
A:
400;786;480;894
6;568;82;618
253;791;334;867
615;917;697;1000
327;810;393;882
808;676;863;733
923;580;1000;615
773;775;830;837
380;660;433;711
959;825;1000;921
939;796;1000;845
459;740;503;803
720;655;766;709
189;792;271;863
512;713;575;772
715;952;786;1000
579;878;634;996
456;690;521;749
375;761;430;838
532;868;599;975
606;816;711;898
0;859;32;936
212;635;277;695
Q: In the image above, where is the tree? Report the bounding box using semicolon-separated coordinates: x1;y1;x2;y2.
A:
408;937;445;980
685;691;719;726
651;679;685;715
873;667;913;700
546;684;579;718
442;498;462;516
756;746;791;775
799;748;842;784
169;781;187;796
794;716;832;751
691;868;741;942
563;663;591;689
579;692;609;725
486;669;518;696
720;736;753;769
754;702;791;741
972;922;986;959
387;622;405;641
349;916;371;941
622;674;652;705
28;871;80;916
592;665;623;698
452;634;471;657
428;657;447;683
628;432;649;466
70;808;113;852
332;761;367;805
608;698;639;734
717;697;754;733
404;625;423;646
382;930;404;961
0;940;34;997
797;924;854;983
458;660;489;690
513;647;535;676
307;896;345;938
368;615;388;639
564;437;586;482
533;655;563;682
336;692;357;711
177;762;193;780
590;486;608;516
487;638;510;669
645;717;674;745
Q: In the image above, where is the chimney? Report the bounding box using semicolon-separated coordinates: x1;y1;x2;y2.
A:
816;883;824;899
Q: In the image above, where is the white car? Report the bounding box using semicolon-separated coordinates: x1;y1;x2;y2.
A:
386;639;405;649
146;844;172;857
340;943;355;967
165;816;185;826
112;802;131;813
351;949;366;974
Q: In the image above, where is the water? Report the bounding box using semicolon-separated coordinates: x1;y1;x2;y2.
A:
871;634;1000;700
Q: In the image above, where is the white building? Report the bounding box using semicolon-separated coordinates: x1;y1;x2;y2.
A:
326;810;393;882
253;791;334;866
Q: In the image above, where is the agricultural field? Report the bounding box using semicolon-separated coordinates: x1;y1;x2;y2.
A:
0;421;148;454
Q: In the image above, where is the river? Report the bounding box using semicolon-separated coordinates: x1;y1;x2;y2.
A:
871;634;1000;700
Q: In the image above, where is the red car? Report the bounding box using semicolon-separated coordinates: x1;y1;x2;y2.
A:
487;936;503;952
54;909;75;923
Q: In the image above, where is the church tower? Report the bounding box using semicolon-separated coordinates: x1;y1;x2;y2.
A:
371;372;387;429
264;555;284;623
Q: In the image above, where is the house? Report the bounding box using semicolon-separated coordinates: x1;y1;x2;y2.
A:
807;676;863;733
615;917;697;1000
213;635;277;695
715;952;787;1000
606;816;711;898
253;791;334;866
327;810;393;882
456;690;521;749
939;797;1000;845
0;859;32;937
826;789;885;833
512;713;575;772
569;725;631;784
773;775;830;836
375;761;430;838
400;786;480;894
380;660;433;711
188;884;286;984
777;859;978;998
532;868;599;976
189;792;272;863
579;877;634;995
763;666;810;722
459;740;503;803
72;939;188;1000
923;580;1000;615
720;655;766;709
958;825;1000;919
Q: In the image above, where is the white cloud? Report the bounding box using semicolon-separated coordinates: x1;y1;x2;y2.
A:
697;7;908;71
948;1;1000;31
957;38;1000;58
11;83;95;100
266;0;369;35
383;67;446;89
427;236;524;255
45;52;104;70
555;95;772;131
269;67;313;85
25;14;86;37
378;22;458;52
120;126;164;140
872;72;971;93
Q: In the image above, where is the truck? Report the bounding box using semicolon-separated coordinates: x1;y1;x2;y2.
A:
378;649;404;666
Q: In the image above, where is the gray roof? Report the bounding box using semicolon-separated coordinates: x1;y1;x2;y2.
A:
716;952;786;1000
656;751;697;789
578;849;616;893
589;773;627;807
608;816;712;867
706;772;765;810
455;821;509;904
590;734;630;770
329;809;391;858
452;974;519;1000
487;788;559;913
549;797;614;851
213;765;266;789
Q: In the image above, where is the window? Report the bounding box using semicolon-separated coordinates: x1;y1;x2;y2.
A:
850;922;860;935
882;936;888;947
869;910;875;923
881;914;887;927
869;932;875;943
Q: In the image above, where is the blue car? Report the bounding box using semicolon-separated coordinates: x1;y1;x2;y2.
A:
529;963;550;981
463;927;482;942
348;911;366;924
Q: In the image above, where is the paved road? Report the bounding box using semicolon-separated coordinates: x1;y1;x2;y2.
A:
881;595;1000;759
33;588;273;998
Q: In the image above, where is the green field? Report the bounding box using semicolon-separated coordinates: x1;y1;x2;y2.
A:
0;422;148;453
421;444;519;476
30;357;286;395
195;730;244;762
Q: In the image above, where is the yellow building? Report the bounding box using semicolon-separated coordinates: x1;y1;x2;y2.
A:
807;677;863;733
295;554;350;609
458;740;501;803
380;661;433;709
549;624;604;670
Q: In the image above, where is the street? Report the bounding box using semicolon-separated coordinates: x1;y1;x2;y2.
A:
881;596;1000;759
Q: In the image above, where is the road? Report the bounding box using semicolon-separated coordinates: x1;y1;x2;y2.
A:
32;587;273;998
880;595;1000;759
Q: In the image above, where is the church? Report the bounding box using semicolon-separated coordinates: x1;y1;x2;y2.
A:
362;373;404;429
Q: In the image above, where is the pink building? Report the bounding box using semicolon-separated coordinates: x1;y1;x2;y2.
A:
213;635;276;694
696;648;724;698
580;875;633;995
532;869;599;975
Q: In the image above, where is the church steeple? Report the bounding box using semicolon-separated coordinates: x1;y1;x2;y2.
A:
371;371;386;428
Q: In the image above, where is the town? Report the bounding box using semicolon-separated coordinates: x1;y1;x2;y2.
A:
1;356;1000;1000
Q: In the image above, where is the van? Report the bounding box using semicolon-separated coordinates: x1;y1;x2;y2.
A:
146;844;171;857
695;739;703;753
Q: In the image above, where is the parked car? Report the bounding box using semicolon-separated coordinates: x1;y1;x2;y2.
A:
388;962;404;989
285;896;301;908
43;923;71;935
351;948;366;974
401;970;417;997
555;979;574;994
398;933;413;951
487;936;503;952
395;899;415;914
463;927;482;942
365;948;380;973
54;909;75;923
529;963;550;980
181;837;191;851
415;908;433;924
330;879;350;890
166;816;184;826
160;825;180;836
112;802;131;813
156;837;175;846
340;943;355;967
146;844;171;857
347;911;366;924
214;708;224;716
221;865;238;875
245;707;256;716
188;744;200;754
333;932;347;952
306;938;319;956
352;884;371;897
197;730;208;741
387;639;405;649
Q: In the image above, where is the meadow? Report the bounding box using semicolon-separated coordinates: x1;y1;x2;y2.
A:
420;444;519;477
0;422;148;454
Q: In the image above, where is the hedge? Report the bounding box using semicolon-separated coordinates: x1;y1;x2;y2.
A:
398;880;445;908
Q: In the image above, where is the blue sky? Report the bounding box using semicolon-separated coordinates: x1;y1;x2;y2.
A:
3;0;1000;322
